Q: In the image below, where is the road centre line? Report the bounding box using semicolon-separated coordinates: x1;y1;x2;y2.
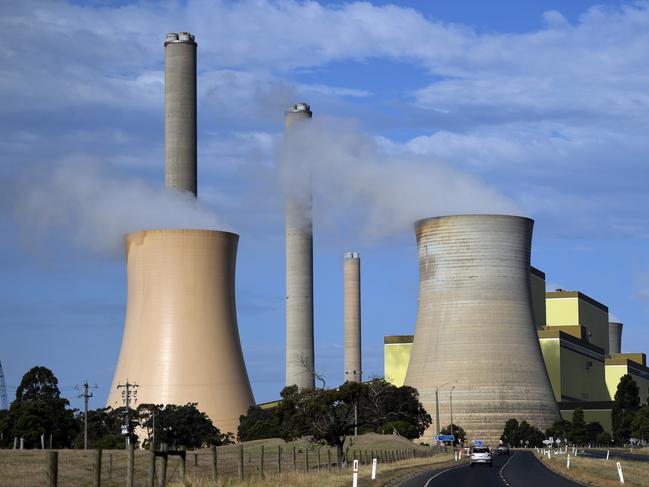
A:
499;452;517;486
423;463;469;487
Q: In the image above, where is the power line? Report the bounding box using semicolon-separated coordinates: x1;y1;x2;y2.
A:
75;381;98;450
116;379;139;448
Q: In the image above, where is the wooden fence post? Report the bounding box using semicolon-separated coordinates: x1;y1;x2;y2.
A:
277;445;282;475
126;444;135;487
305;449;309;472
159;453;167;487
317;449;321;470
260;445;265;479
292;446;296;470
327;449;331;471
109;453;113;479
147;450;155;487
93;449;102;487
238;444;244;480
211;446;218;481
46;451;58;487
194;452;198;467
179;449;186;481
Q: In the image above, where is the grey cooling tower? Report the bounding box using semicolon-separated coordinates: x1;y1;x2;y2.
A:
164;32;197;196
284;102;315;389
344;252;361;383
404;215;560;444
609;322;623;354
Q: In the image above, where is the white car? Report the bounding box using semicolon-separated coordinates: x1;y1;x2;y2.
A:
469;447;493;467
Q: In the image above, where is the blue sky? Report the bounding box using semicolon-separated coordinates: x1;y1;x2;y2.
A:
2;0;649;413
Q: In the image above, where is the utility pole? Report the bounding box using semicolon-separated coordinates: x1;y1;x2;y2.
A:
75;381;98;450
116;380;139;448
450;386;455;446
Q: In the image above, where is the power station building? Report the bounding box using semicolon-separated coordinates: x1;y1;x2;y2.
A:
385;263;649;438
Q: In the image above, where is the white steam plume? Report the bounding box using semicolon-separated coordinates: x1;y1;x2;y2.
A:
279;117;520;239
11;155;226;256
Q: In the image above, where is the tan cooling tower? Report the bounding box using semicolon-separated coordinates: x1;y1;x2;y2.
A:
404;215;560;444
107;229;255;435
344;252;361;383
609;322;623;354
284;102;315;389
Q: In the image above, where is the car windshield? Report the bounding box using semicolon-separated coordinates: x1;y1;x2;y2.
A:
473;448;489;453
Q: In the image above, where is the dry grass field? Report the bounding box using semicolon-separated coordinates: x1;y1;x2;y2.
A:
540;451;649;487
0;433;442;487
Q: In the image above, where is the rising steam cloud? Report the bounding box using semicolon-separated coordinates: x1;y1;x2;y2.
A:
11;155;226;256
279;116;521;239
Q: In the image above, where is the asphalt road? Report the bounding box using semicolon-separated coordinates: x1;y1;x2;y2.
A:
401;451;584;487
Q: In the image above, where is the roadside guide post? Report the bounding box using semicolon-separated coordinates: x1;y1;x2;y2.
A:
607;450;610;460
567;454;570;469
371;458;377;480
352;459;359;487
616;462;624;484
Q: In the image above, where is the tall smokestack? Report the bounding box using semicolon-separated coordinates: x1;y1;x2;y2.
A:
284;102;315;389
344;252;362;383
609;322;623;354
164;32;197;196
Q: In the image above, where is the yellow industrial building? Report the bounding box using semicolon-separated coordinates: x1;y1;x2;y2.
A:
384;267;649;433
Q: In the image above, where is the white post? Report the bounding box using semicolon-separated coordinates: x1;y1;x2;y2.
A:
567;454;570;469
20;438;24;450
352;459;359;487
41;434;45;450
13;437;17;450
371;458;377;480
607;450;610;460
616;462;624;484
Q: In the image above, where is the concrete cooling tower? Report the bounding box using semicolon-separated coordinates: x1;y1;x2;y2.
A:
107;230;255;435
165;32;197;195
344;252;362;383
284;102;315;389
609;322;623;354
404;215;560;444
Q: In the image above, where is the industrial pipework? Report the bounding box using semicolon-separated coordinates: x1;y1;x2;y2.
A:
165;32;197;196
344;252;362;383
404;215;560;444
284;102;315;389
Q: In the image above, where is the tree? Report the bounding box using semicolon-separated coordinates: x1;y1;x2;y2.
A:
500;418;544;447
631;404;649;442
266;380;431;465
0;366;77;448
500;419;519;446
138;403;227;449
612;375;641;444
585;422;604;445
238;406;283;442
568;408;587;445
545;419;572;441
73;407;134;449
595;431;612;445
440;423;466;446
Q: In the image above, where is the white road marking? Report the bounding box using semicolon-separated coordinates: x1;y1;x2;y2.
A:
423;464;469;487
498;452;517;486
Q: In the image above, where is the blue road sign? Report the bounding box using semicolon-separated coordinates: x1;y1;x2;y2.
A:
473;440;484;446
435;434;455;442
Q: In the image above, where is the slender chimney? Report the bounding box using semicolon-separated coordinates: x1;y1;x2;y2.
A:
164;32;197;196
344;252;361;383
284;102;315;389
609;322;623;354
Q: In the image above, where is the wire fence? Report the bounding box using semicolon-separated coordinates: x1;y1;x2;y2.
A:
0;444;436;486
